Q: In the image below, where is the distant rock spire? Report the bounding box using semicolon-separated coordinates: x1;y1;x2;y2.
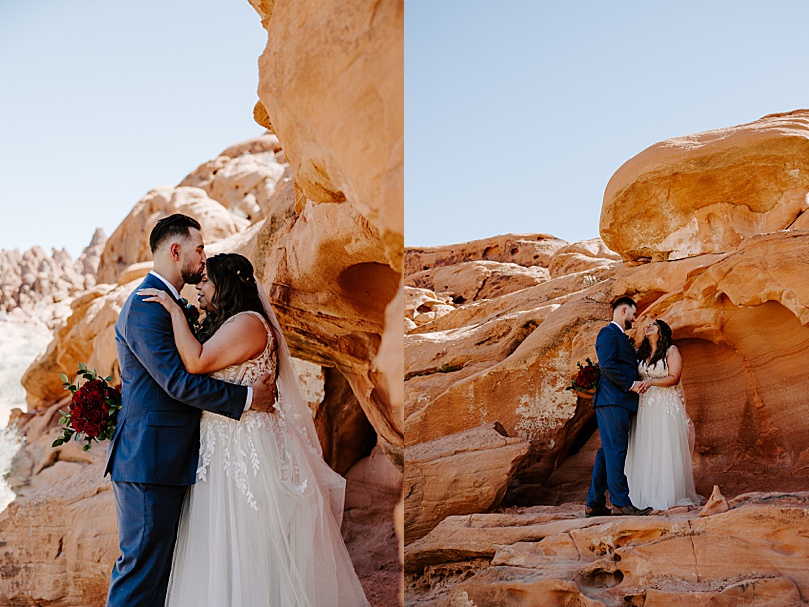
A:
74;227;107;286
0;227;107;326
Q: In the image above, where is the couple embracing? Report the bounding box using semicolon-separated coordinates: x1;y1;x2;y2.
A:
104;214;370;606
585;296;699;517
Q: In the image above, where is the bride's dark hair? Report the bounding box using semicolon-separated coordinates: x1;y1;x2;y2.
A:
197;253;274;346
636;319;674;368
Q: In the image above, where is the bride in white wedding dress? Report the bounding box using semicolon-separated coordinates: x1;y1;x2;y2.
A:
625;319;699;511
140;252;370;607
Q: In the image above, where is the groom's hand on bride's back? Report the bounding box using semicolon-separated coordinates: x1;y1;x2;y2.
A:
249;372;278;412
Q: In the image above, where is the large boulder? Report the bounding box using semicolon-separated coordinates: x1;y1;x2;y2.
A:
95;186;249;284
602;109;809;262
404;423;531;544
179;133;288;221
21;283;124;409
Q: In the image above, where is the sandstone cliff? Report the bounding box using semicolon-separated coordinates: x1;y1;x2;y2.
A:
250;0;404;471
404;110;809;606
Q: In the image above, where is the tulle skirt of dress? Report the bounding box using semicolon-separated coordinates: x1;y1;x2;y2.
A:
625;386;699;511
165;407;370;607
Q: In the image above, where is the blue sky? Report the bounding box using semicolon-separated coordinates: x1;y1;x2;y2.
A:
0;0;266;257
405;1;809;247
4;2;809;257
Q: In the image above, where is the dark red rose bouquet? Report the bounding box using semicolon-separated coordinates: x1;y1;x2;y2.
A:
566;357;601;397
53;362;121;451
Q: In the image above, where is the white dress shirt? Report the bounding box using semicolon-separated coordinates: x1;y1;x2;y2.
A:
149;271;253;410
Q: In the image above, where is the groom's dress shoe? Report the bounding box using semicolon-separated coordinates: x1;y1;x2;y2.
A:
584;505;612;518
612;504;653;516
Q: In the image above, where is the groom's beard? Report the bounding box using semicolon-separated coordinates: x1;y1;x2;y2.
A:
181;263;204;285
624;319;634;330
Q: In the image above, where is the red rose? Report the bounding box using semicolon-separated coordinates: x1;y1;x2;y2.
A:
54;364;122;451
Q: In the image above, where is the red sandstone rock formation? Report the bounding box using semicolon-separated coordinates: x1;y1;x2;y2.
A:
405;495;809;606
404;111;809;606
602;109;809;262
404;423;531;544
249;0;403;473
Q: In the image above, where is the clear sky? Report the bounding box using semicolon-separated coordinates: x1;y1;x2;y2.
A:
405;1;809;248
0;0;267;258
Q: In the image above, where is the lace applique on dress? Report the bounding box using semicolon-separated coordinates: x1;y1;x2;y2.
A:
638;348;689;423
197;311;308;510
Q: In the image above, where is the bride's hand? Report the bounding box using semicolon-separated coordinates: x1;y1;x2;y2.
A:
138;288;179;313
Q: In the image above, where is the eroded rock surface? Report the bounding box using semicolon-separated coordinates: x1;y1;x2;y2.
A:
250;0;404;467
405;495;809;606
602;109;809;262
404;423;531;544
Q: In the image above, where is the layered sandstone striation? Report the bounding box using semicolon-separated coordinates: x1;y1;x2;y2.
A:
404;423;531;544
405;495;809;606
602;109;809;262
249;0;404;472
405;111;809;605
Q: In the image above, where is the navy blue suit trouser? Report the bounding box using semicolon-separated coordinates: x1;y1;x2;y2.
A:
587;405;632;509
106;482;188;607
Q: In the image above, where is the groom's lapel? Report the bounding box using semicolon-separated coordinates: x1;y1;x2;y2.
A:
142;273;184;307
610;322;631;348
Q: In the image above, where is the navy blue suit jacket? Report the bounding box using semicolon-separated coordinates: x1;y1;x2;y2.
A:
104;273;247;485
593;322;640;412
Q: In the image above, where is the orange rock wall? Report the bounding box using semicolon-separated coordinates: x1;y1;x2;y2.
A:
250;0;403;463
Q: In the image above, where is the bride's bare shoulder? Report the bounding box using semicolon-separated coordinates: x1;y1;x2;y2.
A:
214;311;268;356
221;310;267;333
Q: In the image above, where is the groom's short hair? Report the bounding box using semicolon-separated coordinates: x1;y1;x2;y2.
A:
612;296;637;310
149;214;202;253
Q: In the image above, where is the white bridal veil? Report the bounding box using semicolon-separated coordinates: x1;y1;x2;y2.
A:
255;280;347;526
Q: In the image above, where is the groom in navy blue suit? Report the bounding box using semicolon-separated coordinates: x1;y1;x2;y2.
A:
105;214;279;606
585;296;654;517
